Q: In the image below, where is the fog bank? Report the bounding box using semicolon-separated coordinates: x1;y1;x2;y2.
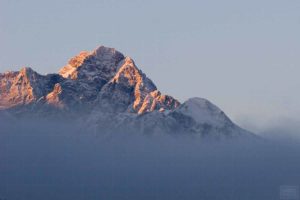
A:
1;119;299;200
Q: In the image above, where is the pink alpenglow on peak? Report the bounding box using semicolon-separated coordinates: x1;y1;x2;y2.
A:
59;46;124;81
0;45;179;114
59;51;90;79
98;55;180;114
0;67;46;108
0;45;257;139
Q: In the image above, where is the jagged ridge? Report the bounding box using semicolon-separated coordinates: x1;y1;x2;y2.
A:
0;46;180;114
0;45;256;139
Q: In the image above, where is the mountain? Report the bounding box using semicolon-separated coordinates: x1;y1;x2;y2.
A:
0;45;255;139
0;67;62;109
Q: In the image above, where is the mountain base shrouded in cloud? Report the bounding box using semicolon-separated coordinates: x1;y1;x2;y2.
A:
0;45;256;139
0;119;299;200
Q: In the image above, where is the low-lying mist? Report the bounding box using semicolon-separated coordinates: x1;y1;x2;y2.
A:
1;118;300;200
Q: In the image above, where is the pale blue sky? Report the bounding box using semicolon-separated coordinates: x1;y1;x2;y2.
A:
0;0;299;131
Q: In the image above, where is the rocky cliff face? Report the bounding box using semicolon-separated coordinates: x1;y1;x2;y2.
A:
98;57;179;113
0;46;179;114
0;67;61;109
0;45;255;139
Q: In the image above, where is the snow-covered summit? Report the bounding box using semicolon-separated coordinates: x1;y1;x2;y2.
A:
92;46;124;62
177;97;233;127
59;46;124;81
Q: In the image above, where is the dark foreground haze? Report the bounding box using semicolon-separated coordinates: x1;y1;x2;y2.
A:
1;119;299;200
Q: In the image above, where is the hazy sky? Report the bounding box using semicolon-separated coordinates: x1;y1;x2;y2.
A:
0;0;299;131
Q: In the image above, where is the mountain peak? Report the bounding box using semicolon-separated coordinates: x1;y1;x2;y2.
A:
97;55;180;114
91;45;124;61
176;97;233;127
59;45;124;81
184;97;219;111
20;67;35;76
111;56;142;85
0;67;45;108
